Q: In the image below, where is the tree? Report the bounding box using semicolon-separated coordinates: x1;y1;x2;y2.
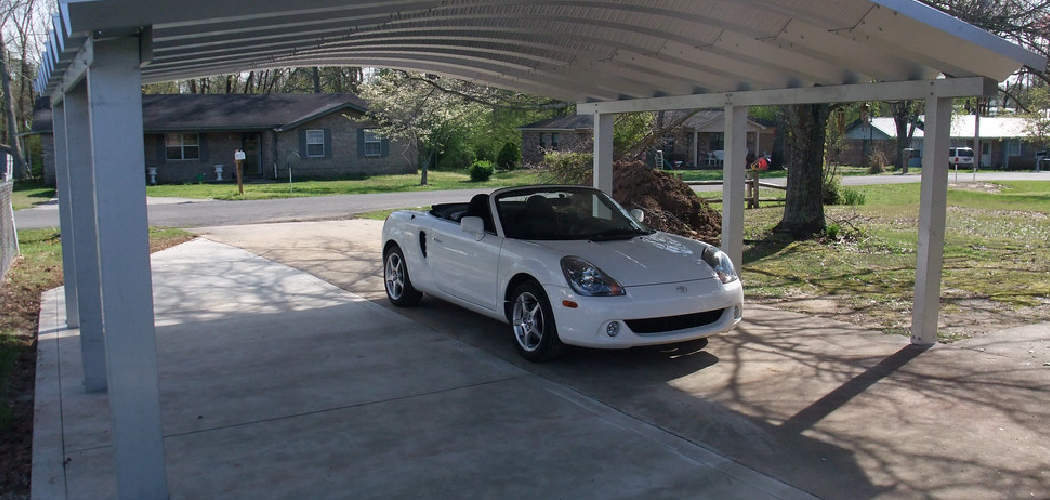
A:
360;70;569;185
0;0;37;180
775;103;832;237
1022;84;1050;159
888;100;923;173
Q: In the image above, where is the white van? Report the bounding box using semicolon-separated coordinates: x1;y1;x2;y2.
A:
949;147;974;168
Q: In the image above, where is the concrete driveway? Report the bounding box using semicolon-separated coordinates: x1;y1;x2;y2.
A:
186;220;1050;500
35;237;818;500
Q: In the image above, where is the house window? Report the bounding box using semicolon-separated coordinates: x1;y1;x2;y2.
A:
165;133;199;160
709;132;724;151
306;129;326;157
363;130;383;157
539;133;548;148
551;133;560;150
1007;140;1021;156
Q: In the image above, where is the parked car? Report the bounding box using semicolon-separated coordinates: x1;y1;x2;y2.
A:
948;147;974;168
381;185;744;361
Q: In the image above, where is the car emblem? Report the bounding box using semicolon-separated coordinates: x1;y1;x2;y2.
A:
676;286;688;293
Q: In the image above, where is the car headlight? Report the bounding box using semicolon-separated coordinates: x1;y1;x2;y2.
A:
702;247;738;284
561;256;625;297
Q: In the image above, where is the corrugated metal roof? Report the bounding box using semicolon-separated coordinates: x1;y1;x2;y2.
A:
36;0;1047;103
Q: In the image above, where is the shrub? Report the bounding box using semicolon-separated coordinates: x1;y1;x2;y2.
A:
867;149;888;174
825;223;841;240
540;151;593;185
840;187;866;206
822;174;843;206
497;142;520;171
469;160;495;182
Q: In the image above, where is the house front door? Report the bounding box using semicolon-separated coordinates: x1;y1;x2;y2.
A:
242;133;262;175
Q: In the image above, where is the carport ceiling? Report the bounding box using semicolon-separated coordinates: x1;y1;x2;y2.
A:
38;0;1046;102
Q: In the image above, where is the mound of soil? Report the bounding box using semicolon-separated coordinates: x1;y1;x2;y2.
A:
603;160;722;244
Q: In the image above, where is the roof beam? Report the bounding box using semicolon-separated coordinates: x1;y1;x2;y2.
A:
576;76;998;113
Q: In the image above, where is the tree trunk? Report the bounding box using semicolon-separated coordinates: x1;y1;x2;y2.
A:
890;101;920;173
775;103;831;237
0;31;28;180
312;67;321;93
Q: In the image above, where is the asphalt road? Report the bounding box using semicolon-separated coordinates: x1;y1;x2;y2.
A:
14;171;1049;229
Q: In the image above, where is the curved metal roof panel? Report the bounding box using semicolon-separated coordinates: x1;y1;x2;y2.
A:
38;0;1047;102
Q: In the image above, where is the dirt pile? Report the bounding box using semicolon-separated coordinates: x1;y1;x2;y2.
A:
607;160;722;244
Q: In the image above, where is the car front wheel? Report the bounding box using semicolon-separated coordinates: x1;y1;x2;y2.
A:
509;281;565;362
384;245;422;306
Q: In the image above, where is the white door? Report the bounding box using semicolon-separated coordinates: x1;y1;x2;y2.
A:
430;227;503;312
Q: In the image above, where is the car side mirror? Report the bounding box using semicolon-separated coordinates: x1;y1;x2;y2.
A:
461;216;485;240
629;209;645;223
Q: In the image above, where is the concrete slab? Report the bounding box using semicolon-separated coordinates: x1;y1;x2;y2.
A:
192;219;1050;500
34;238;816;500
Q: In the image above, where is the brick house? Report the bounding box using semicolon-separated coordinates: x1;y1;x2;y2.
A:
32;93;416;186
517;114;594;166
519;110;773;168
839;115;1044;170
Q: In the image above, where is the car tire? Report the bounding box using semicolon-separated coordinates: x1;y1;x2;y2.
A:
509;281;565;362
384;245;423;307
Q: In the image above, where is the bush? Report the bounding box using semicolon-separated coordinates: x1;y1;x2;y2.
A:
841;187;866;206
436;143;475;171
540;151;593;185
822;174;843;206
497;142;520;171
825;223;841;240
867;149;888;174
469;160;495;182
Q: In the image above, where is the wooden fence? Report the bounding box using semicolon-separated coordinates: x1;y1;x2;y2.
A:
682;170;787;208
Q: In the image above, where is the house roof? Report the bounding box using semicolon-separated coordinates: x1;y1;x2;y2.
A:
863;115;1034;140
518;115;595;131
519;110;769;133
32;93;368;133
35;1;1046;104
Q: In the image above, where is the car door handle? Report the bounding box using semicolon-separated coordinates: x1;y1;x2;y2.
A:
433;238;443;243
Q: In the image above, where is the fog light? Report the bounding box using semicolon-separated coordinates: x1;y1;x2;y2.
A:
733;305;742;320
606;321;620;337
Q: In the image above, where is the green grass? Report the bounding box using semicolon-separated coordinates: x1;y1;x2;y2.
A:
741;181;1050;341
145;169;542;200
10;180;55;210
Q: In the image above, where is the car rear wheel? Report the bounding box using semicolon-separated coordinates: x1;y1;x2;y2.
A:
384;245;422;306
510;281;565;362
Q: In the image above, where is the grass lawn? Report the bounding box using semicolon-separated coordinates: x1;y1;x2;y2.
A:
740;181;1050;340
9;181;56;210
0;226;194;497
145;169;542;200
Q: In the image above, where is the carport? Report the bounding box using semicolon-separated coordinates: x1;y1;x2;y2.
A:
33;1;1046;498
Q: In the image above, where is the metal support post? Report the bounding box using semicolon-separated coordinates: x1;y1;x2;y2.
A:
722;105;747;269
64;84;107;392
86;36;169;499
911;93;952;345
592;113;614;195
51;101;79;328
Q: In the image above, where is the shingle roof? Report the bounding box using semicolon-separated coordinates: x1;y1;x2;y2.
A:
32;93;368;133
518;114;594;131
520;110;769;132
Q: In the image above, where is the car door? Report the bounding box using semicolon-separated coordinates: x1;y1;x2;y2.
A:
429;223;503;312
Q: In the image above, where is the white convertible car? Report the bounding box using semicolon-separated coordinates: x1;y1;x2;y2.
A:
381;185;743;361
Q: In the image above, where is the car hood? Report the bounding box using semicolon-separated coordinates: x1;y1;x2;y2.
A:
529;232;717;286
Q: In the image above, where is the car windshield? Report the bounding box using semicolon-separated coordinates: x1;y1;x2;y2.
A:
494;187;653;240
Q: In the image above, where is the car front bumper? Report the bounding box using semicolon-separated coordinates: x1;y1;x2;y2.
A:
545;278;743;348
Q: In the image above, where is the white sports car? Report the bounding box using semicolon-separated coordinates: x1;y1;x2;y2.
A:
381;185;743;361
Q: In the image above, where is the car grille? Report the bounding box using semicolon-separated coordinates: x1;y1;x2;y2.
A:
625;308;726;334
